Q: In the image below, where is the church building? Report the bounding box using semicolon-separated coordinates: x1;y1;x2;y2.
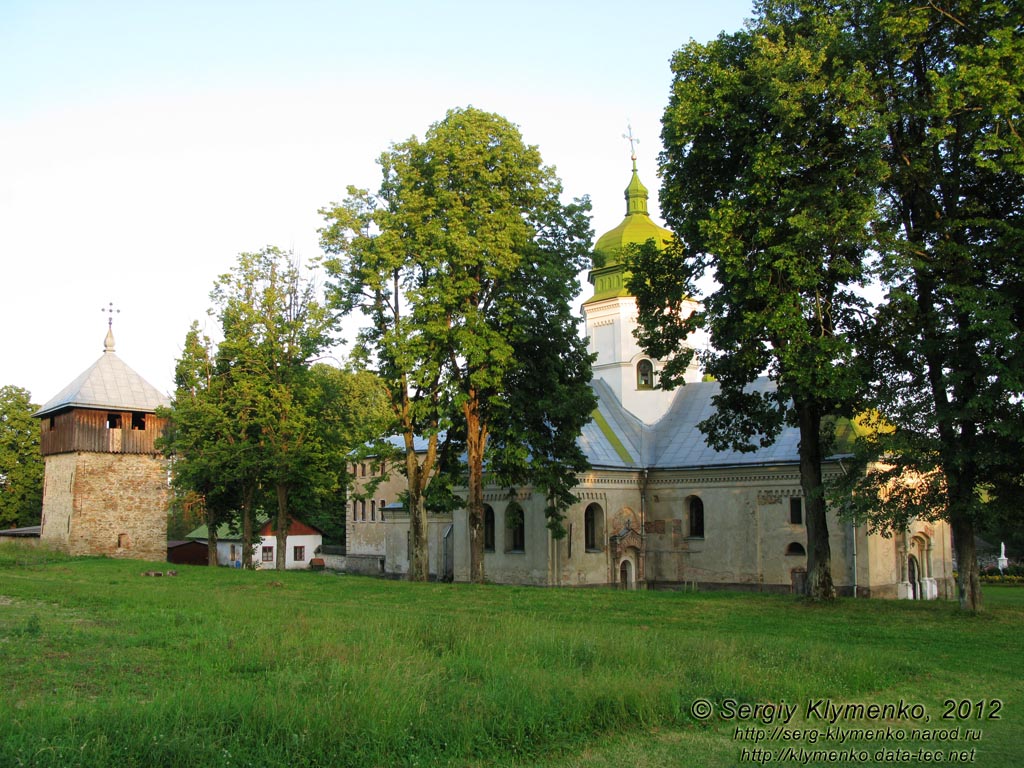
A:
348;158;953;599
34;321;171;560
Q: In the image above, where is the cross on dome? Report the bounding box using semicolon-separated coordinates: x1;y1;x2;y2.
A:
622;123;639;170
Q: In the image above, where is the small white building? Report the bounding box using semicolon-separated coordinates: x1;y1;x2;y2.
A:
186;517;323;570
255;518;323;570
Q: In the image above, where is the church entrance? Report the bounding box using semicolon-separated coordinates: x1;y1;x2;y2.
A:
619;559;632;589
908;555;919;600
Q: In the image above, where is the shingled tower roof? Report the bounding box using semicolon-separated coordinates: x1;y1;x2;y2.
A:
35;327;170;418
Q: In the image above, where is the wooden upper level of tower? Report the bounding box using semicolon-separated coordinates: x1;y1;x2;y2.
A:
39;407;167;456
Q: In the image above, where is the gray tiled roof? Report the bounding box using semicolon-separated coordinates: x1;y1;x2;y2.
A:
35;346;170;417
578;379;643;468
581;378;801;471
647;378;800;468
383;433;437;454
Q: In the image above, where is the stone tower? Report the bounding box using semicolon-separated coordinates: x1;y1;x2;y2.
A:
582;152;702;424
34;324;170;560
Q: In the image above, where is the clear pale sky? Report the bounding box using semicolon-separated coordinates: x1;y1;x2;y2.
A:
1;0;753;404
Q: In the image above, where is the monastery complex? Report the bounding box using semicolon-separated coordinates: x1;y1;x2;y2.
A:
345;160;954;599
21;157;953;601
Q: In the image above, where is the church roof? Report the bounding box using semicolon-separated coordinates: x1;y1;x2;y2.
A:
582;378;803;471
648;379;802;469
34;328;170;418
578;379;645;468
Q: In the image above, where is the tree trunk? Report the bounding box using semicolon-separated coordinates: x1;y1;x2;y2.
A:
465;397;486;584
405;449;430;582
797;400;835;601
275;483;289;571
207;526;218;567
408;492;429;582
951;516;981;612
241;482;255;570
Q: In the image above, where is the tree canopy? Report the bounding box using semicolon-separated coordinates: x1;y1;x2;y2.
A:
321;106;595;582
630;0;882;599
634;0;1022;608
0;385;43;530
829;0;1024;611
162;247;388;566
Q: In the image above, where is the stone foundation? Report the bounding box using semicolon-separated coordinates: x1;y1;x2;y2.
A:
40;451;169;561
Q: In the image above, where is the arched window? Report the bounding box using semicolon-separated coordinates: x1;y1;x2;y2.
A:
505;503;525;553
688;497;704;538
584;503;604;551
484;505;495;552
786;542;806;556
637;359;655;390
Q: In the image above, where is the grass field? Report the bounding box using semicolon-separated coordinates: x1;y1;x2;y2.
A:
1;544;1021;767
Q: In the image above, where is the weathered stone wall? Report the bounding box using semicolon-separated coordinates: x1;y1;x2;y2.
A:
354;457;955;598
40;451;168;561
0;536;39;548
319;553;347;571
451;491;553;586
39;452;77;551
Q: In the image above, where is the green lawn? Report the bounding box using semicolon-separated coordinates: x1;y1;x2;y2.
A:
1;544;1020;767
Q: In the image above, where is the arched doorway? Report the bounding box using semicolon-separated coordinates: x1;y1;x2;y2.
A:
908;555;920;600
619;559;633;589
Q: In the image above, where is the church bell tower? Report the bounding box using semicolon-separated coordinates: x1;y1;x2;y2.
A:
34;310;171;560
583;133;701;424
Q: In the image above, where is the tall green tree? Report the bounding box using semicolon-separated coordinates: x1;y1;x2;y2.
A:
629;1;883;599
210;247;337;571
0;385;44;529
833;0;1024;611
321;186;451;581
486;199;597;541
322;107;594;583
159;324;240;566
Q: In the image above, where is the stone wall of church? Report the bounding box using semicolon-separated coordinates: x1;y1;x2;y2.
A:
40;451;168;561
551;464;954;597
356;461;955;598
554;481;642;587
453;492;553;585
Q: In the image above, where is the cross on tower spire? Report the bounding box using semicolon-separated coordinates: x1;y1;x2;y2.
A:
101;301;120;329
101;302;119;353
622;123;639;171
